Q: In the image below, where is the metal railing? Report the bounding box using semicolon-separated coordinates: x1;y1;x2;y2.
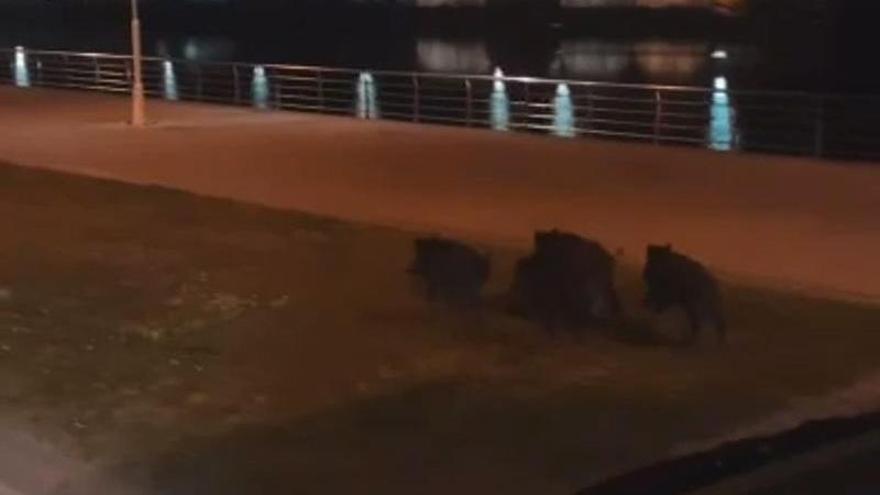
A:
2;47;879;161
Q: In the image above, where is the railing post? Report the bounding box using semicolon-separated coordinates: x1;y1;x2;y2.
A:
653;89;663;144
195;64;204;101
524;81;531;130
274;72;282;109
814;96;825;158
33;56;41;86
412;74;420;123
317;70;325;110
585;90;593;131
232;64;241;104
464;78;473;127
125;59;133;86
93;55;100;86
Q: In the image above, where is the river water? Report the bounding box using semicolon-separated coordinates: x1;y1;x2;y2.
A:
0;5;867;95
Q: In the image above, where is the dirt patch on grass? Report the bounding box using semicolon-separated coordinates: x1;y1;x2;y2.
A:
0;162;877;494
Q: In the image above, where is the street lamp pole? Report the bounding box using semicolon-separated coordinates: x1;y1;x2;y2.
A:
130;0;146;126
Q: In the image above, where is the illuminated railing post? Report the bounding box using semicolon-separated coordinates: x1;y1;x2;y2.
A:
162;60;179;101
252;65;269;110
490;67;509;131
553;83;575;138
13;46;30;88
357;71;379;120
708;76;736;151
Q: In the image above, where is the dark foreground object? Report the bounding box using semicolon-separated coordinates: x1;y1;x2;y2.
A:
510;230;620;331
577;411;880;495
643;244;725;344
408;237;489;305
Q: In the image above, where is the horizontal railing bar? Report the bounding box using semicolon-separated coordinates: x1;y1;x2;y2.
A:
658;111;707;121
38;81;131;93
573;94;658;106
37;66;114;76
588;106;659;117
39;76;129;86
657;122;709;132
282;95;352;106
280;103;351;114
375;93;418;102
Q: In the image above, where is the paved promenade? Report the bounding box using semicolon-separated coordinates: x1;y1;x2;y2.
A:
1;86;878;301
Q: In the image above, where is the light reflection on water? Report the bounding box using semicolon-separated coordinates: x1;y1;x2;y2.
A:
155;36;239;62
549;40;631;80
416;39;491;74
561;0;716;5
412;37;717;82
633;41;708;81
150;34;741;86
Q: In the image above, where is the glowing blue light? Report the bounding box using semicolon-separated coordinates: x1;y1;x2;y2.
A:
252;65;269;110
553;83;575;138
709;76;736;151
13;46;30;88
490;67;509;131
356;72;379;119
162;60;178;101
183;40;199;61
493;67;505;93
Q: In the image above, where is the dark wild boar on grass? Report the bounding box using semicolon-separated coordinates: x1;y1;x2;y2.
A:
510;230;621;332
643;244;726;345
408;237;490;306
